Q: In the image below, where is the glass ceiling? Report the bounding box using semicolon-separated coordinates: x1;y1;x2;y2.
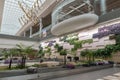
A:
0;0;46;35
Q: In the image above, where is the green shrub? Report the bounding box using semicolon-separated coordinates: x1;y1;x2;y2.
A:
32;64;48;68
39;64;48;67
32;64;40;67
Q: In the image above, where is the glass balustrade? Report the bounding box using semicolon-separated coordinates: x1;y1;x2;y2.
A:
52;0;94;26
31;25;52;38
52;0;120;26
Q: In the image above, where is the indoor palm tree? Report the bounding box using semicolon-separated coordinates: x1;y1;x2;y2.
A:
60;49;67;65
54;44;67;65
16;44;33;68
2;48;19;69
46;47;51;59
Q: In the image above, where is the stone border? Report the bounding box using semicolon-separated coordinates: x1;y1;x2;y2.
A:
39;65;113;80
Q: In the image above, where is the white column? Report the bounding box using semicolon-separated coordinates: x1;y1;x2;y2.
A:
30;27;32;38
100;0;107;15
39;18;43;38
24;32;26;37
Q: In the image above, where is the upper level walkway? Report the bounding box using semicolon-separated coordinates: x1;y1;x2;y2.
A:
0;34;40;49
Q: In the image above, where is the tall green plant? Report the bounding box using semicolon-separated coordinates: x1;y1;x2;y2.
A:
2;49;19;69
115;34;120;45
103;45;114;59
70;40;82;56
16;44;34;68
81;39;93;44
80;49;95;63
54;44;67;65
54;44;59;49
60;49;67;65
38;47;44;58
46;47;51;59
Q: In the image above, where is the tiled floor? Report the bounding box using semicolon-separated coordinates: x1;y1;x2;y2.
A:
51;67;120;80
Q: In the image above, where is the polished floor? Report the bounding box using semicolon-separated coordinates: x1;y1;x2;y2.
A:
51;67;120;80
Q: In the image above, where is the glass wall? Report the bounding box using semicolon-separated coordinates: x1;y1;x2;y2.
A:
106;0;120;12
25;29;30;37
32;24;40;34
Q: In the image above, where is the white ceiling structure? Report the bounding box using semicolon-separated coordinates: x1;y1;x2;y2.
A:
0;0;46;35
0;0;45;49
0;0;5;29
0;38;40;50
0;34;40;49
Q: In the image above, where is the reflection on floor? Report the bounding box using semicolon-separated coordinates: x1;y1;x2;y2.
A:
51;67;120;80
97;72;120;80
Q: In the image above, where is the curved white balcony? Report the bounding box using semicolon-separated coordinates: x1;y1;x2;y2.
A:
51;13;98;36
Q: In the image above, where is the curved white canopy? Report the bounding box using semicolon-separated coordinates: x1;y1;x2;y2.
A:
51;13;99;36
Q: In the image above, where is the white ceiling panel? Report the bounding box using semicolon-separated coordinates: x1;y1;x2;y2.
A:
0;0;46;35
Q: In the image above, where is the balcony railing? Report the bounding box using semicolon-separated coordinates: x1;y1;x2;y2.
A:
31;25;52;38
52;0;94;26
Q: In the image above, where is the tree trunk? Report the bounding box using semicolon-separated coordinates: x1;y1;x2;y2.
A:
9;58;12;69
21;56;26;68
23;56;26;68
64;55;66;65
21;57;23;68
88;56;91;64
92;56;95;62
49;54;51;60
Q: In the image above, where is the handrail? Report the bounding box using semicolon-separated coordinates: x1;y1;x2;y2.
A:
52;0;94;26
31;25;52;38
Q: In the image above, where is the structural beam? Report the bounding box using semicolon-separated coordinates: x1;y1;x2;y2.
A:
100;0;107;15
0;0;5;29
